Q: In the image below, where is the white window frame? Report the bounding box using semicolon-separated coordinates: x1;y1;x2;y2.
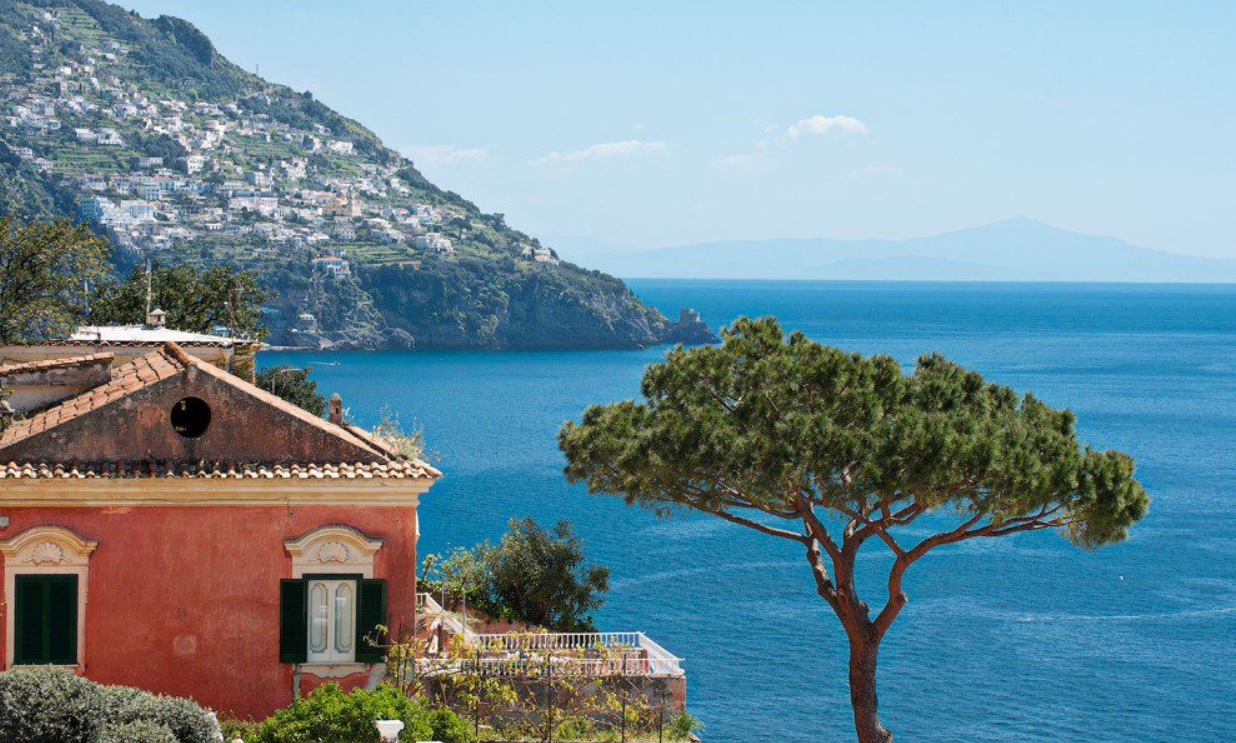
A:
306;577;357;664
1;526;97;670
284;525;382;676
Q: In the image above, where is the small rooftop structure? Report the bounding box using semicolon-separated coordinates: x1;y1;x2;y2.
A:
67;324;241;346
0;323;260;382
0;353;115;414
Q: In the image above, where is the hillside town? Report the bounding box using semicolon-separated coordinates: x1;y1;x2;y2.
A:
1;5;563;275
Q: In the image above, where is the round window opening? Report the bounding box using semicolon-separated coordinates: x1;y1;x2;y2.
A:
170;397;212;438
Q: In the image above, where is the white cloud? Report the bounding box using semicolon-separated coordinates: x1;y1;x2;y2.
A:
785;114;869;141
530;140;669;167
400;145;488;165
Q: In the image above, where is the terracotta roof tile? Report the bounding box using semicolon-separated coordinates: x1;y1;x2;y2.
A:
0;342;441;481
0;353;114;377
0;345;186;448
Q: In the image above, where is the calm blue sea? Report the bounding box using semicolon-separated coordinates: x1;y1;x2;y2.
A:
264;281;1236;743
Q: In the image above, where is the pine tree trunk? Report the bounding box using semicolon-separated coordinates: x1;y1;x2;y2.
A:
849;634;893;743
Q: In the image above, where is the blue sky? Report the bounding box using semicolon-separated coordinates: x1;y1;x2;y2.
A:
120;1;1235;257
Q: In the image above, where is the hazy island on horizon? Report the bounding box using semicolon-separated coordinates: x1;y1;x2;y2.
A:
569;217;1236;284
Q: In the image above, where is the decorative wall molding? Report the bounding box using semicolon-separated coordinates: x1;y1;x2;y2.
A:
0;479;427;508
284;525;383;578
0;525;97;566
1;525;97;670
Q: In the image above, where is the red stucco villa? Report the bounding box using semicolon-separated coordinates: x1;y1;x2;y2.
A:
0;342;440;718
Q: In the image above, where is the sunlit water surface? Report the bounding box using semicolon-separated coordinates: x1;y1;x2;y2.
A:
265;281;1236;742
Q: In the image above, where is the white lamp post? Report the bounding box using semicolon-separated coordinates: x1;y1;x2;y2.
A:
373;719;405;742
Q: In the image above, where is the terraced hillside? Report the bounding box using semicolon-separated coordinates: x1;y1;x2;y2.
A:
0;0;714;348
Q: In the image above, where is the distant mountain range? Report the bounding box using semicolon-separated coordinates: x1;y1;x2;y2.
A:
581;218;1236;282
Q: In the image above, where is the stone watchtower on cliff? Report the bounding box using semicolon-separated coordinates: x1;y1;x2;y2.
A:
661;308;716;345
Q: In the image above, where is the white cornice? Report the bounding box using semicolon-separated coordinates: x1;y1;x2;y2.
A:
0;477;431;507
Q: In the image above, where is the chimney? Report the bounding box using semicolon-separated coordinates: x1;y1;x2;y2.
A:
328;393;343;425
145;308;167;328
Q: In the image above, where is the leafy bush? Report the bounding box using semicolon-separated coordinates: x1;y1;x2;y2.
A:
668;711;703;740
96;720;178;743
88;262;273;342
102;686;222;743
421;517;609;631
0;667;105;743
0;667;220;743
371;408;425;460
256;365;327;417
424;707;474;743
219;717;259;741
248;683;472;743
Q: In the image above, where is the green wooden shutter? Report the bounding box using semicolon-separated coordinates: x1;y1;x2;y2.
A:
14;575;77;665
15;576;44;664
355;579;387;663
278;579;308;663
46;576;78;665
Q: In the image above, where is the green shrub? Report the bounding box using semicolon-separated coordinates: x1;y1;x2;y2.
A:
96;720;178;743
420;516;609;631
424;707;475;743
219;718;259;741
0;667;220;743
249;683;471;743
102;686;221;743
0;667;106;743
667;711;703;740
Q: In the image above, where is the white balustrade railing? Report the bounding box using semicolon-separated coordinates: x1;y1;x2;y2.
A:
414;594;683;677
468;631;683;677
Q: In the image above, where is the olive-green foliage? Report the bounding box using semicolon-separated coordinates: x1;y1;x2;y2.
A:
371;408;425;461
255;364;327;417
100;684;222;743
667;712;703;740
559;316;1149;741
70;0;258;98
0;16;32;76
560;316;1148;550
0;383;11;434
421;517;609;631
0;142;77;218
89;262;273;340
131;132;188;167
424;707;474;743
95;720;178;743
247;683;473;743
0;217;110;344
219;718;259;741
361;257;668;350
0;667;220;743
0;667;102;743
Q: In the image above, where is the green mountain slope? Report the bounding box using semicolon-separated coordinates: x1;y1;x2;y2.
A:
0;0;714;348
